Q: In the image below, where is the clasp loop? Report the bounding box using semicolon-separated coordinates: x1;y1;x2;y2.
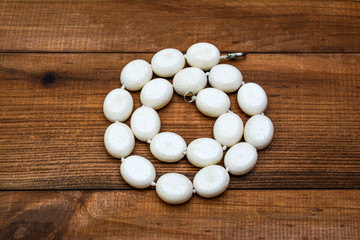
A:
184;91;195;103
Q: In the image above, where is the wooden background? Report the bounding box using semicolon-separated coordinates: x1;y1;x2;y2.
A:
0;0;359;239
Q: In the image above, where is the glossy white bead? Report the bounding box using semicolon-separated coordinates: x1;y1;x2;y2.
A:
237;83;268;116
213;112;243;147
224;142;258;175
130;106;161;142
120;155;156;189
195;88;230;117
120;59;153;91
187;138;223;168
193;165;230;198
156;173;193;204
150;132;187;163
151;48;185;77
173;67;207;95
209;64;243;93
186;42;220;70
104;122;135;158
103;88;133;122
140;78;173;110
244;114;274;150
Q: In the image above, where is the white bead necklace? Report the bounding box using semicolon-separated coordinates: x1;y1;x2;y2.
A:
103;42;274;204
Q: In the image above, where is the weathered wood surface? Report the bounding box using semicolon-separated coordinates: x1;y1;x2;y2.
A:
1;190;359;240
0;53;359;190
1;0;360;53
1;0;360;239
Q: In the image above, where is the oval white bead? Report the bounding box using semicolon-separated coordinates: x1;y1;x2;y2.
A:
244;114;274;150
187;138;223;168
193;165;230;198
237;82;268;116
213;112;244;147
104;122;135;158
156;173;193;204
130;106;161;142
173;67;207;95
120;155;156;189
103;88;133;122
140;78;173;110
120;59;153;91
224;142;258;175
209;64;243;93
186;42;220;71
150;132;187;163
195;88;230;117
151;48;185;77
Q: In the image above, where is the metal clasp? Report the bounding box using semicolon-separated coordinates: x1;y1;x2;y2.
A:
184;91;196;103
221;52;247;59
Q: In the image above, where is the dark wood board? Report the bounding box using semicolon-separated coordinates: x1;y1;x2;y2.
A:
1;53;359;190
1;0;360;53
1;190;359;240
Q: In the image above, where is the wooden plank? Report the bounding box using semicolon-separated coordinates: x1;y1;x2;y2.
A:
0;190;359;239
1;0;360;53
0;53;359;190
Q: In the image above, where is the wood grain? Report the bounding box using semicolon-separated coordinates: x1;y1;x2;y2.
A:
1;0;360;53
0;190;359;240
0;53;359;190
1;0;359;239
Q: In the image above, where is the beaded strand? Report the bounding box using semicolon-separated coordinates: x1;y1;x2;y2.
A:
103;42;274;204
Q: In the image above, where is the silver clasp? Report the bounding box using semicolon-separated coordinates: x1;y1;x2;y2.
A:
221;52;247;59
184;91;196;103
